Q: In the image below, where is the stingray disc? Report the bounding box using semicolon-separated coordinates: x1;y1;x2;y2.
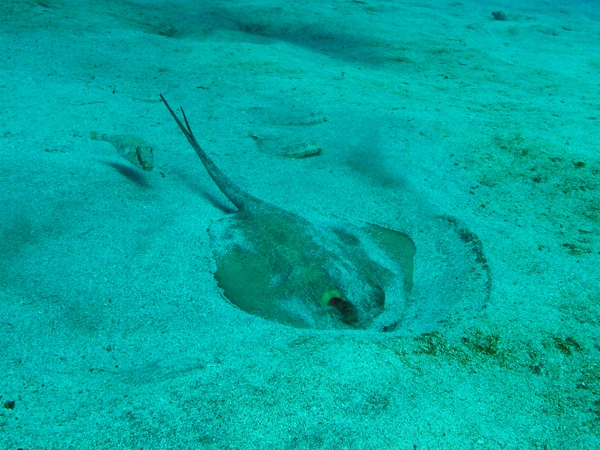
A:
210;207;416;330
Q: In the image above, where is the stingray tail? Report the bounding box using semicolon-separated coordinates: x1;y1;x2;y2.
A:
160;94;252;211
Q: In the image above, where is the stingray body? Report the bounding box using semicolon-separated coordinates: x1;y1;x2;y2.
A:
161;95;416;330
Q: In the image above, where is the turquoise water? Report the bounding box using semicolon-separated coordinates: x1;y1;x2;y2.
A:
1;0;599;448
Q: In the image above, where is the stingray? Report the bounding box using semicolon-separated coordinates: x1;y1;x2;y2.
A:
160;95;417;330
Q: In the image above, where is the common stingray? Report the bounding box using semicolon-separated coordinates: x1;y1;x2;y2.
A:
160;95;418;331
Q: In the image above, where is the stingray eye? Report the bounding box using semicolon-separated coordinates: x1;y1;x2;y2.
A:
328;297;343;307
320;289;342;307
328;297;358;326
320;290;359;326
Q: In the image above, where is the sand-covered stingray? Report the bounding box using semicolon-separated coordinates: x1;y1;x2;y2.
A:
161;95;417;330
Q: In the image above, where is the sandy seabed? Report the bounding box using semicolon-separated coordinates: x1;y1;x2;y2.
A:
1;0;599;448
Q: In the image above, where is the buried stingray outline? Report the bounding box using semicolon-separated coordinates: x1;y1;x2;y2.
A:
160;95;490;332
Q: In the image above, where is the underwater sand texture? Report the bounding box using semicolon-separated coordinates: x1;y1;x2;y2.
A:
247;105;326;158
1;0;600;448
249;132;321;158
